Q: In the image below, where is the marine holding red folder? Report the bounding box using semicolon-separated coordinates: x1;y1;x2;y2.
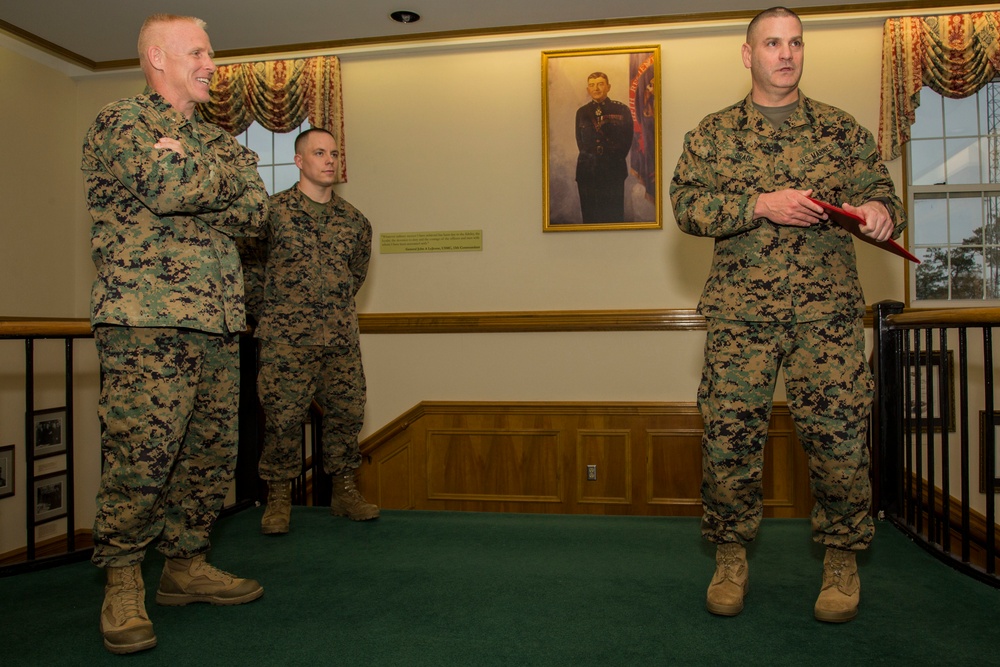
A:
807;197;919;263
669;7;908;627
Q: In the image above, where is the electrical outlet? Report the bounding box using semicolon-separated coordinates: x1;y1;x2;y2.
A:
586;465;597;481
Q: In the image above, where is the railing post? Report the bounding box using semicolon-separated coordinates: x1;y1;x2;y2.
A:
235;333;263;507
872;300;905;517
24;338;35;562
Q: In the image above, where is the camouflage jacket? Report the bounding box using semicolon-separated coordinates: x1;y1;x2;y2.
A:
240;185;372;347
670;93;905;322
82;89;267;334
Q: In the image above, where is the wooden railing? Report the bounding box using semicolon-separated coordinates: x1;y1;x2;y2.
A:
872;301;1000;587
0;318;263;573
0;318;92;571
6;306;999;590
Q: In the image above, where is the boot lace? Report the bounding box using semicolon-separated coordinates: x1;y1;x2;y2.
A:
115;568;144;619
828;551;847;584
823;550;856;592
717;544;744;581
336;475;364;500
190;557;236;585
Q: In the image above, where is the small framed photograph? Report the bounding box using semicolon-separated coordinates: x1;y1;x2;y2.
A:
542;45;661;231
33;407;67;458
979;411;1000;494
0;445;14;499
34;471;67;523
904;350;955;433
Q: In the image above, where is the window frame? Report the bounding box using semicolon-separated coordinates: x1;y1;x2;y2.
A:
904;81;1000;307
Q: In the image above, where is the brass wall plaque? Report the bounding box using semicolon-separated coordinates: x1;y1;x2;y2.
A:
379;230;482;254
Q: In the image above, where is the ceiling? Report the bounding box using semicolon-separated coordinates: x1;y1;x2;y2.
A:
0;0;984;71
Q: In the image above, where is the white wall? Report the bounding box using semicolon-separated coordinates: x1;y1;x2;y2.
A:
335;16;903;432
0;43;103;554
0;12;915;554
0;42;80;317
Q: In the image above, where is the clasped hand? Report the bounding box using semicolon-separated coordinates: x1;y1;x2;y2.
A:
756;188;893;242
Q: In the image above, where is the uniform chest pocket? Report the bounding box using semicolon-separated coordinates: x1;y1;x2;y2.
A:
714;152;771;193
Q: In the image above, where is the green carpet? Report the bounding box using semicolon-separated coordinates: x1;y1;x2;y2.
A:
2;509;997;665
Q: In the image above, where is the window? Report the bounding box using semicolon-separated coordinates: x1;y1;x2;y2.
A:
234;119;310;195
906;81;1000;304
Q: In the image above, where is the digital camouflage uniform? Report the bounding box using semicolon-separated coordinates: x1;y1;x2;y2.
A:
240;185;372;480
82;88;268;568
670;93;905;550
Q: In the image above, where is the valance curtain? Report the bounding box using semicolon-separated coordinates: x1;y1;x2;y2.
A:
198;55;347;181
878;12;1000;161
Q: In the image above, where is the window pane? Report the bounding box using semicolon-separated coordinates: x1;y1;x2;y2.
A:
980;137;995;183
944;136;980;184
246;123;274;165
915;247;949;299
986;194;1000;297
910;139;946;185
911;90;943;138
950;249;984;299
987;259;1000;299
948;194;983;244
257;165;274;195
275;128;299;165
275;165;299;193
943;93;980;136
912;196;947;245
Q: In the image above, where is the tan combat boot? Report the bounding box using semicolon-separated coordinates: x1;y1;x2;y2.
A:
814;547;860;623
155;554;263;606
101;563;157;655
261;480;292;535
706;542;749;616
330;471;379;521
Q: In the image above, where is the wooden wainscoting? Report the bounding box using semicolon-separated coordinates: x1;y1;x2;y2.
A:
357;402;813;517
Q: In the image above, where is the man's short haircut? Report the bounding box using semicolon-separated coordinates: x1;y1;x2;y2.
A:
587;72;610;84
746;6;801;42
137;14;207;63
294;127;336;155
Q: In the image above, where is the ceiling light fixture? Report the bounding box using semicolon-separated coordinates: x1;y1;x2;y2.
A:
390;10;421;24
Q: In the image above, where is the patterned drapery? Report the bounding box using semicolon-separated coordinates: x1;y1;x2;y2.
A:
878;12;1000;161
198;55;346;180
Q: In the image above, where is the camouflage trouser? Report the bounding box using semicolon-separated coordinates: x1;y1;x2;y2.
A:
92;326;239;568
256;339;365;481
698;315;875;550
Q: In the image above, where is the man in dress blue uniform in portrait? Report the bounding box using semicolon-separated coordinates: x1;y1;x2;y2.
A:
575;72;634;223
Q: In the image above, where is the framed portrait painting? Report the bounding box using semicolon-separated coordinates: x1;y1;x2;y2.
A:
542;46;661;232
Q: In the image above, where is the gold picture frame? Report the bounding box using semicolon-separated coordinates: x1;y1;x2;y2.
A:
542;46;661;232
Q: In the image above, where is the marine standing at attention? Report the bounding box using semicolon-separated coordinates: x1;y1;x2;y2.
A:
670;6;905;623
82;13;268;655
240;127;378;535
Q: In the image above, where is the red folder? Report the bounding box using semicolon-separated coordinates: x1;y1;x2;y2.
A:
807;197;920;264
